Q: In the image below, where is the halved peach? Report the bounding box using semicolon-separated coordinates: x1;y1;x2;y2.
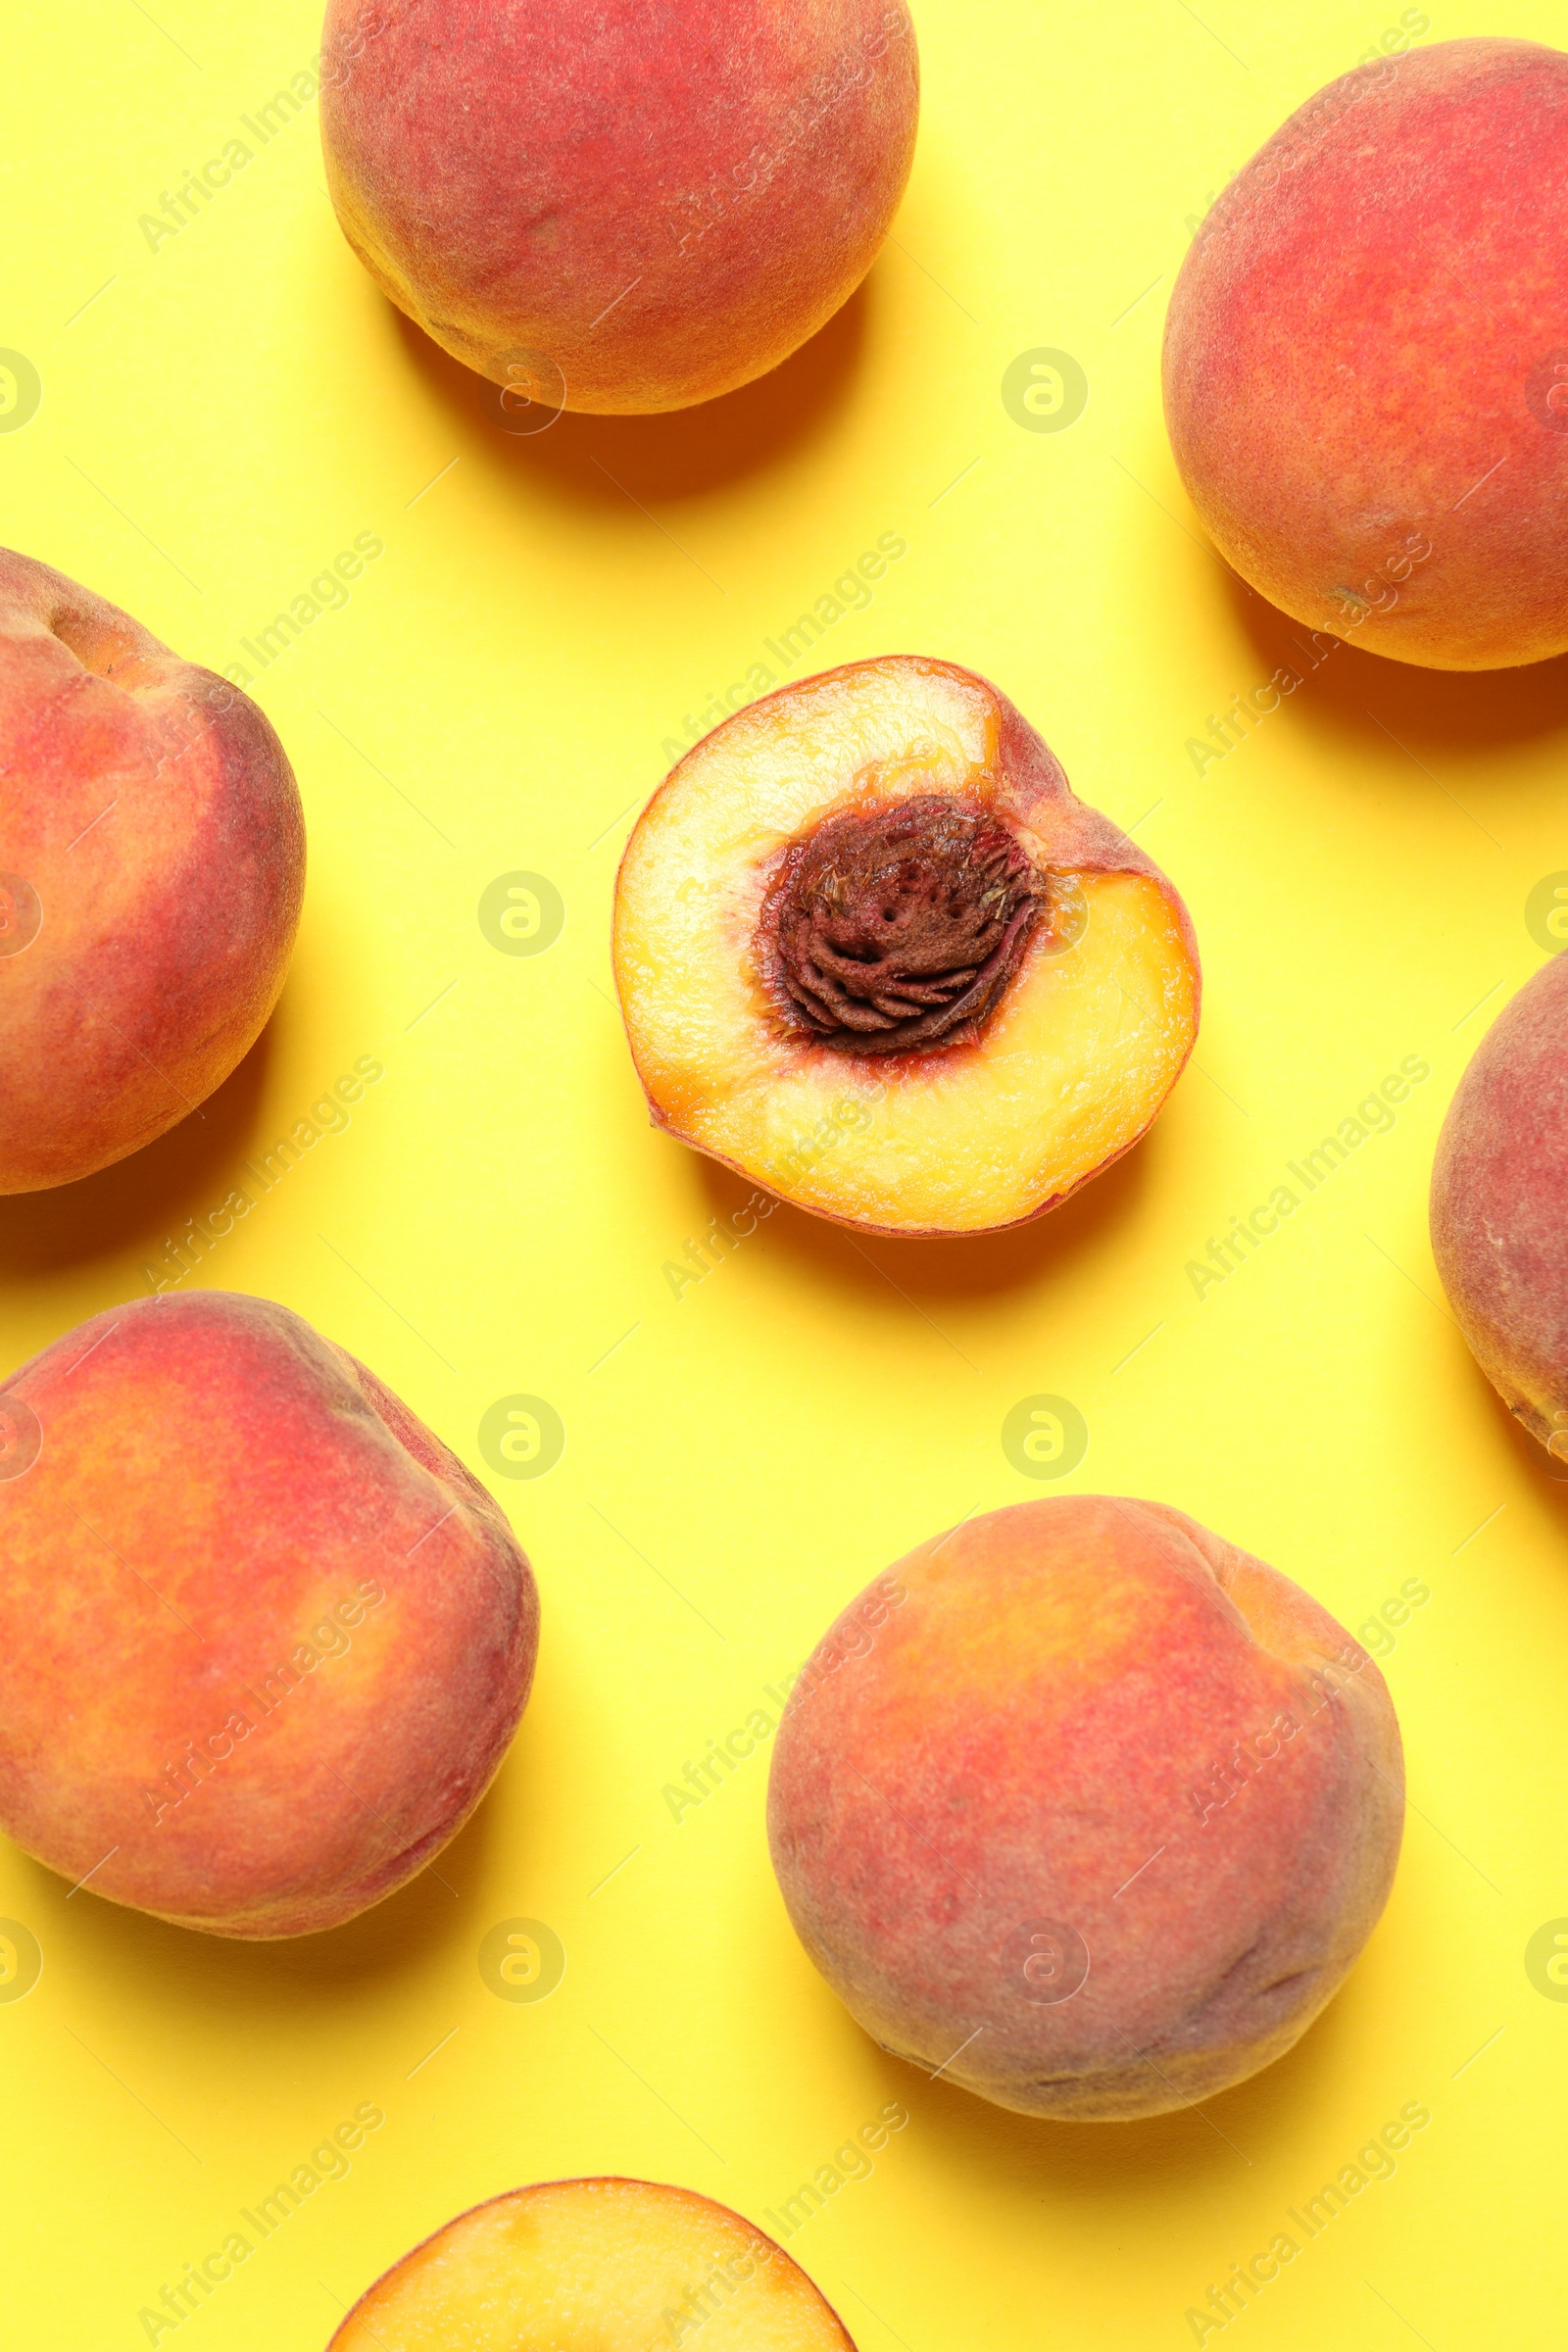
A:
612;658;1200;1235
327;2178;855;2351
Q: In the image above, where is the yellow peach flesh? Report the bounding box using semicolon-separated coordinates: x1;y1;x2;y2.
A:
613;659;1199;1234
329;2178;854;2351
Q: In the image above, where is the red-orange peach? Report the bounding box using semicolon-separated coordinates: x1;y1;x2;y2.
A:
319;0;919;414
613;656;1200;1236
1431;953;1568;1453
0;549;304;1192
328;2178;856;2351
767;1496;1403;2120
0;1291;537;1937
1164;38;1568;669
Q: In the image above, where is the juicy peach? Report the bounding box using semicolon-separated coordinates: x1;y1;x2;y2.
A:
0;548;304;1192
319;0;919;415
1431;953;1568;1452
1164;39;1568;669
328;2179;856;2350
767;1496;1404;2120
0;1291;537;1938
612;657;1200;1236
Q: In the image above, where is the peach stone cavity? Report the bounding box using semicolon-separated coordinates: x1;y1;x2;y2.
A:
612;657;1200;1235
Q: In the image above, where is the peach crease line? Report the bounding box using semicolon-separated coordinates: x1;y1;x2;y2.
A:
1110;2024;1252;2164
319;1759;459;1899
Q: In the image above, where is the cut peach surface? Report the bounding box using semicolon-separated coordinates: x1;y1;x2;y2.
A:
328;2179;855;2351
612;658;1200;1236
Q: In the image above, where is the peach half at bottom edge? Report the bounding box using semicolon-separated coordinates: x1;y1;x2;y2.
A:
612;657;1200;1237
326;2177;856;2350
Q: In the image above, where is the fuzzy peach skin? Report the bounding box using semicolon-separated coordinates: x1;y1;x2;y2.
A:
1431;954;1568;1453
0;1291;537;1938
318;0;918;415
767;1496;1403;2121
613;657;1200;1237
1163;38;1568;669
328;2178;856;2351
0;549;304;1192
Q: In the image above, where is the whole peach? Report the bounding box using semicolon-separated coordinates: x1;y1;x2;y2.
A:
767;1497;1403;2120
1431;953;1568;1453
0;1292;538;1937
319;0;919;414
1163;38;1568;669
0;550;304;1193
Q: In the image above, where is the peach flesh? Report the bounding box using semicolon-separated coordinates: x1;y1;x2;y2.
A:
0;548;304;1193
1431;952;1568;1453
319;0;919;415
767;1496;1404;2120
0;1290;538;1938
327;2178;857;2350
1163;38;1568;669
612;657;1200;1236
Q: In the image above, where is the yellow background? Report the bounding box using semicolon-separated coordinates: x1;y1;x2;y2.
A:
3;1;1565;2345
